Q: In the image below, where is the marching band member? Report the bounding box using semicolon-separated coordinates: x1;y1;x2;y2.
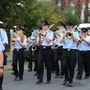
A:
60;21;79;87
28;27;42;73
88;27;90;36
36;20;53;84
0;27;8;90
27;29;35;72
76;28;90;80
12;26;27;81
34;26;42;76
57;21;66;77
57;21;66;33
52;28;63;78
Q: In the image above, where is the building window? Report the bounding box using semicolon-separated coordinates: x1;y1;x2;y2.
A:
58;1;62;7
70;0;75;7
88;2;90;10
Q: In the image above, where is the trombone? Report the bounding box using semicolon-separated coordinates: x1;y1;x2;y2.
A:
39;24;54;39
53;44;61;49
78;33;84;44
66;32;73;39
53;35;62;49
65;25;79;39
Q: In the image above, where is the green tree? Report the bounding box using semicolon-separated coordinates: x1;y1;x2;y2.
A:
61;7;81;25
9;0;64;36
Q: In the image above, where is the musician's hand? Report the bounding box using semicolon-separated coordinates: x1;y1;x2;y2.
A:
39;35;41;38
0;69;3;77
52;41;56;44
56;31;61;37
63;35;66;39
16;39;19;42
82;38;86;42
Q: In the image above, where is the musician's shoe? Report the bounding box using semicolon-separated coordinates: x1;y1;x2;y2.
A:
54;75;59;78
0;88;3;90
17;78;23;81
62;80;68;85
76;75;81;80
27;69;32;72
67;82;73;87
46;81;50;84
67;80;73;87
84;75;89;79
59;75;64;78
14;76;18;81
36;80;43;84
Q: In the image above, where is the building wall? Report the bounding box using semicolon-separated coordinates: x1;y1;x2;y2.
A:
52;0;90;6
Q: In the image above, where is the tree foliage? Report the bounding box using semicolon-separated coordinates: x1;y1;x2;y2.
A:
61;7;81;26
0;0;81;36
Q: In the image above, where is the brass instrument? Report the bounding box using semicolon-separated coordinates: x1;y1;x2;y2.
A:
39;33;45;39
65;25;79;39
31;39;37;52
65;25;81;39
78;39;82;44
32;45;37;52
32;44;37;56
55;35;58;38
30;40;37;56
53;44;59;49
76;27;81;32
78;32;84;44
12;33;18;42
39;24;54;39
66;32;73;39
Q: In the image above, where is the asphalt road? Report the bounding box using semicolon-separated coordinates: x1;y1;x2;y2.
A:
3;70;90;90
